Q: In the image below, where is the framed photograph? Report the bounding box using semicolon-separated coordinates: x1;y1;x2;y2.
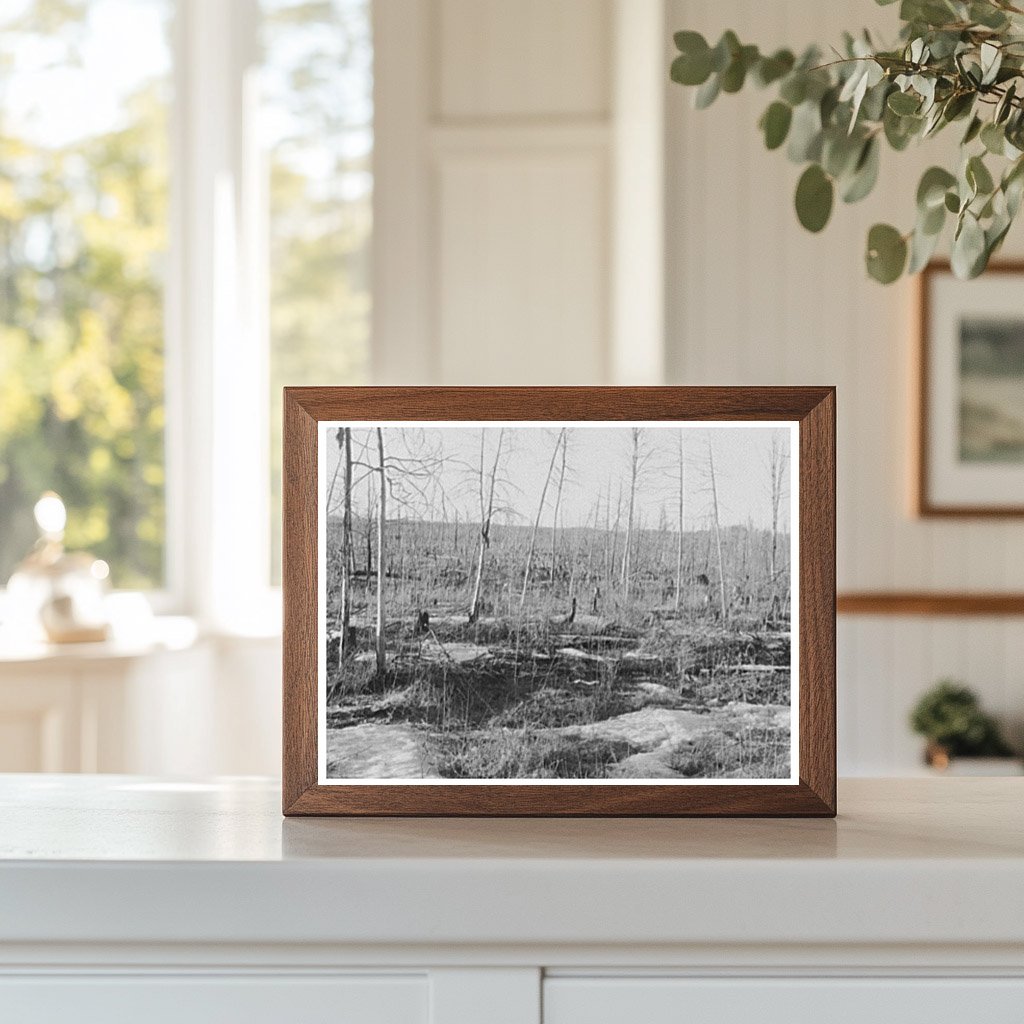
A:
283;387;835;816
918;261;1024;516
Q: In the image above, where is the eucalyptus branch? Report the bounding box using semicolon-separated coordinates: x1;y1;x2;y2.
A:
670;0;1024;282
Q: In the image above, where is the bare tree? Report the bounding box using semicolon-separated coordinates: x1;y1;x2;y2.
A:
706;431;728;622
336;428;354;666
766;432;789;618
620;428;652;599
549;429;570;581
519;428;566;614
374;428;387;679
468;427;507;623
674;429;686;613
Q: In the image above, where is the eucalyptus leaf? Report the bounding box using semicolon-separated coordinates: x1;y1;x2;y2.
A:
779;73;807;106
866;223;908;283
996;83;1017;125
908;222;942;273
981;121;1006;155
967;154;995;195
760;101;793;150
970;2;1009;29
754;49;795;87
962;115;983;145
917;166;957;210
980;42;1003;86
694;73;721;109
795;164;834;232
842;137;881;203
710;31;740;73
888;90;921;115
787;101;823;162
952;212;987;278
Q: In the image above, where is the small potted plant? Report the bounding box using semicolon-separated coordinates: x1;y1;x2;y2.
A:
910;680;1020;774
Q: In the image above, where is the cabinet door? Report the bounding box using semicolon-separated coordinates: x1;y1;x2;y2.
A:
544;977;1024;1024
0;974;427;1024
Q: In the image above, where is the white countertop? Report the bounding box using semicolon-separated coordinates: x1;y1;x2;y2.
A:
1;775;1022;950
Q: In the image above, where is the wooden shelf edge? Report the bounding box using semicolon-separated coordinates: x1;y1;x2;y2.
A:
837;592;1024;616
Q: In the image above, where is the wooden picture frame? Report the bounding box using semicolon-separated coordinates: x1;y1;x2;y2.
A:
283;387;836;817
917;260;1024;517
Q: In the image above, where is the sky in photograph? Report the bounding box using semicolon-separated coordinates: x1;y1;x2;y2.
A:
324;424;792;532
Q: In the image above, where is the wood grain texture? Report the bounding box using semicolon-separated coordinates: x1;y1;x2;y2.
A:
838;592;1024;616
282;387;836;817
916;260;1024;518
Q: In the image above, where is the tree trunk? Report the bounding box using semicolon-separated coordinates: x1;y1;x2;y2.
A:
337;428;353;666
675;429;685;613
550;432;568;581
469;428;504;622
375;428;387;681
706;432;728;622
621;428;640;598
609;481;623;587
519;428;565;614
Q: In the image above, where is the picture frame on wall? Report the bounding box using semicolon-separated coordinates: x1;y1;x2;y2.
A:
282;387;836;817
918;261;1024;517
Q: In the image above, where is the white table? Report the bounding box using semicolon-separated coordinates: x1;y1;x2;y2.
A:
1;776;1022;1023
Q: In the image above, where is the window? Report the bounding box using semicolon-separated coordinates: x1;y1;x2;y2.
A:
0;0;172;589
262;0;373;581
0;0;373;616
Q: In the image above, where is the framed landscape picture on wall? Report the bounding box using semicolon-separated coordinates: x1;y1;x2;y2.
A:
918;262;1024;516
282;387;835;816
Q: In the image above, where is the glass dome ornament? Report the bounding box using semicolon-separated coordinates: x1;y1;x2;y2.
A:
5;493;111;644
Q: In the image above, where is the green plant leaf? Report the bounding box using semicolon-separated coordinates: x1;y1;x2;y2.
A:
908;221;942;273
951;212;987;278
822;128;863;178
884;106;922;150
970;2;1009;29
866;223;907;283
787;101;823;162
671;32;712;85
980;41;1002;86
942;91;974;123
760;101;792;150
917;166;957;210
795;164;834;232
967;154;995;196
779;73;807;106
710;31;740;73
842;136;880;203
996;82;1017;125
721;44;759;92
694;73;721;109
753;49;795;87
981;121;1005;155
962;115;983;145
888;90;921;115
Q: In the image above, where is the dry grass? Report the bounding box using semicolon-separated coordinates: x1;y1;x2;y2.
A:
671;724;790;779
436;731;636;779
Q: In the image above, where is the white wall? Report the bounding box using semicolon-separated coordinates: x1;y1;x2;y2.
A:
665;0;1024;771
373;0;666;387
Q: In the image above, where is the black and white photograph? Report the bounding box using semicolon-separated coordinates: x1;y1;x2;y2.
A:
959;317;1024;464
318;422;797;784
919;263;1024;514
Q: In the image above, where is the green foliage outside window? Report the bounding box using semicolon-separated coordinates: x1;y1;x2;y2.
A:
0;1;170;587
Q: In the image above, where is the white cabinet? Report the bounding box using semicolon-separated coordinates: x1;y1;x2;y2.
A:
0;975;428;1024
1;777;1022;1024
544;978;1024;1024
